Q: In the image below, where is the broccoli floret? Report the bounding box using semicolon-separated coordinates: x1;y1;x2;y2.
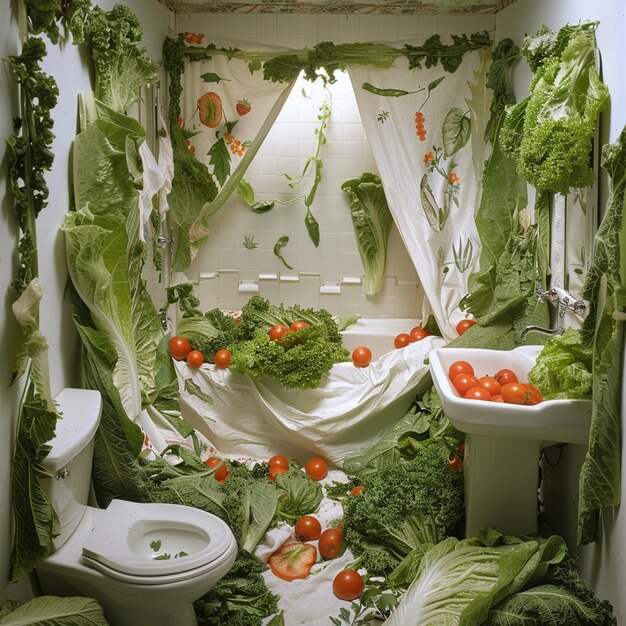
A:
503;24;608;194
194;551;278;626
343;445;464;576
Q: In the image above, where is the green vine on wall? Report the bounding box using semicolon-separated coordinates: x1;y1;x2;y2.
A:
5;36;61;582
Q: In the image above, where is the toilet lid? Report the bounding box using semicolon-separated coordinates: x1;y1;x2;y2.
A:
82;499;235;577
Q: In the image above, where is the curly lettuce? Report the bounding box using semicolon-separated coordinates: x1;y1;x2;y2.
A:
501;22;609;194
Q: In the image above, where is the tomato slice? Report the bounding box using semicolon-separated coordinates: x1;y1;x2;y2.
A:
268;543;317;581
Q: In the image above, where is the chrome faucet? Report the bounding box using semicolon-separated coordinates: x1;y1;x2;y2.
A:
521;283;589;340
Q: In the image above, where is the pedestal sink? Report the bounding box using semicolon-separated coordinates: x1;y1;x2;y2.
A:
429;345;591;537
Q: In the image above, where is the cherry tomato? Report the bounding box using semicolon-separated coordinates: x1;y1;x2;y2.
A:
349;485;364;496
352;346;372;368
448;360;474;379
409;327;430;342
333;569;365;601
456;319;477;336
478;376;502;397
294;515;322;542
214;349;231;369
268;454;290;470
394;333;411;349
448;454;463;470
464;386;492;401
502;382;533;405
491;395;504;402
205;457;228;482
186;350;205;368
452;373;480;397
290;320;310;332
457;443;465;455
168;336;191;361
269;466;289;481
268;324;290;342
305;457;328;480
495;368;518;385
525;383;543;405
319;528;343;559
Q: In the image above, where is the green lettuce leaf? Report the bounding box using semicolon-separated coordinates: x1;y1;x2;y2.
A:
341;173;393;295
0;596;108;626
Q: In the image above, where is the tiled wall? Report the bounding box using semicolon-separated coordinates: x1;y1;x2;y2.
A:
174;13;495;316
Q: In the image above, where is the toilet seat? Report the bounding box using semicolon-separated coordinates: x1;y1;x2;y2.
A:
82;500;235;580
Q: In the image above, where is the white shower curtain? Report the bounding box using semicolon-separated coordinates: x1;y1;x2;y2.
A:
347;47;491;340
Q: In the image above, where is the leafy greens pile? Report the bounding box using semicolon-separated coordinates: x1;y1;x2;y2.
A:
500;22;609;195
227;296;350;388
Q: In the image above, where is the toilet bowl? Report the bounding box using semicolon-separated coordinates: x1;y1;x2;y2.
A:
35;389;237;626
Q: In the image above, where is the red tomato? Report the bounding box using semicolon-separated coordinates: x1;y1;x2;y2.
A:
205;457;228;482
290;320;310;332
448;454;463;470
491;395;504;402
352;346;372;368
333;569;365;601
305;457;328;480
394;333;411;349
464;386;492;401
495;368;519;385
269;466;289;481
458;443;465;455
448;360;474;379
319;528;343;559
294;515;322;542
502;382;533;405
409;327;430;342
186;350;205;368
525;383;543;405
214;349;231;369
349;485;364;496
452;373;480;397
268;324;290;342
168;336;191;361
268;454;290;470
478;376;502;397
456;319;477;336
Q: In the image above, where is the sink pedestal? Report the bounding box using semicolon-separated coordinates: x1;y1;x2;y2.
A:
464;434;542;537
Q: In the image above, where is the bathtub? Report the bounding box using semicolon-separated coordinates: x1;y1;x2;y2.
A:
340;318;420;361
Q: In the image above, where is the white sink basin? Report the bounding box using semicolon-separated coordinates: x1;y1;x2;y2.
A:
429;345;591;444
429;345;592;537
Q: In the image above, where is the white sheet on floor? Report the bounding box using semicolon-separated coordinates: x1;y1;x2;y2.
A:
173;335;444;467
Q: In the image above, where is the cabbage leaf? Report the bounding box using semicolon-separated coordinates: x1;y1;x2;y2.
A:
341;173;393;295
0;596;108;626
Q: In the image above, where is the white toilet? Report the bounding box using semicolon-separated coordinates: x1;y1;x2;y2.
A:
35;388;238;626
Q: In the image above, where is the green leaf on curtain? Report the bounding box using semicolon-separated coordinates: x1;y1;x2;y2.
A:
419;174;443;232
237;179;255;205
442;107;471;158
200;72;229;83
361;82;424;98
208;137;231;186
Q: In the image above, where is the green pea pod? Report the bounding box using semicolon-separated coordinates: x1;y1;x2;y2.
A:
273;235;293;270
420;174;442;232
305;207;320;247
361;82;411;97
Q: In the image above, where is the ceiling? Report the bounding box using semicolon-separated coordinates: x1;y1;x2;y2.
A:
158;0;518;15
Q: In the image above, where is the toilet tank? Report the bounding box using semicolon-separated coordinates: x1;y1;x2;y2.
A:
40;388;103;549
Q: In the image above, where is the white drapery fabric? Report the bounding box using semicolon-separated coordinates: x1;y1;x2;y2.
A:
179;37;296;248
347;48;491;340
